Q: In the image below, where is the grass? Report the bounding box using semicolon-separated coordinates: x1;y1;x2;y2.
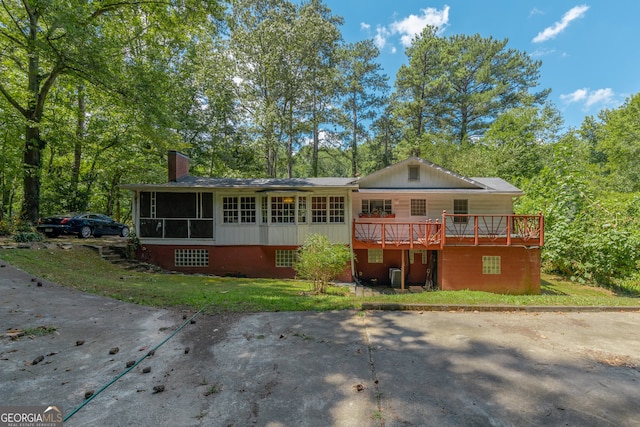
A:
1;246;638;313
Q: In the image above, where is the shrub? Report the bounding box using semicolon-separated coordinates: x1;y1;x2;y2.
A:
294;234;353;294
13;222;44;243
0;219;12;236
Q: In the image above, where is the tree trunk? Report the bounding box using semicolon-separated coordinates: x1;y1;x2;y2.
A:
21;125;43;224
70;85;85;211
311;90;319;177
351;91;358;177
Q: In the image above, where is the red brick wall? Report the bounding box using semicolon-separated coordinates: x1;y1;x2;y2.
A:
138;244;352;281
439;246;541;294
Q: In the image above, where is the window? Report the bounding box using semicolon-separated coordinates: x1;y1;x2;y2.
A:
408;165;420;181
453;199;469;224
275;250;296;267
271;196;295;223
312;196;327;223
139;191;214;238
222;197;238;223
311;196;345;224
329;196;345;223
410;199;427;216
368;249;383;263
482;256;501;274
175;249;209;267
261;196;268;223
361;199;392;215
298;197;307;223
223;196;256;224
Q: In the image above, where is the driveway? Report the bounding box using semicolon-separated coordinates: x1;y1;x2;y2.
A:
1;261;639;426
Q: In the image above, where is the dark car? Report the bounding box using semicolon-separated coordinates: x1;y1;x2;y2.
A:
37;213;130;239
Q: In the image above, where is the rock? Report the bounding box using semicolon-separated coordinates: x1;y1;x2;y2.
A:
190;319;196;324
147;349;155;357
32;355;44;365
76;340;85;346
184;347;190;354
85;390;94;399
126;360;136;368
37;281;43;287
109;347;119;355
152;385;165;394
142;366;151;374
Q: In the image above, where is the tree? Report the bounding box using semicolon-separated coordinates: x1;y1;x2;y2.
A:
393;28;549;145
335;40;389;177
294;233;352;294
0;0;221;223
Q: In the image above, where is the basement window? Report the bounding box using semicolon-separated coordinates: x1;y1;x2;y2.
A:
175;249;209;267
482;256;501;275
275;250;297;267
368;249;383;264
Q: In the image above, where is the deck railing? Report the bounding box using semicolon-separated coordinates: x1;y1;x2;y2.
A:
352;212;543;249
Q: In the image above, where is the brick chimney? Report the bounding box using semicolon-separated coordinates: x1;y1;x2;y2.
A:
168;150;190;182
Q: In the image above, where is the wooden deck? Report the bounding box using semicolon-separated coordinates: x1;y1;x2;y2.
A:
352;213;543;249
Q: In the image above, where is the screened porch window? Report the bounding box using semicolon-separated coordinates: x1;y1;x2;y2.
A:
139;191;213;238
361;199;392;215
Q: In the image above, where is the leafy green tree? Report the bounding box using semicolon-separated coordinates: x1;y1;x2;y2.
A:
596;93;640;192
294;233;353;294
0;0;221;223
394;28;549;145
335;40;389;177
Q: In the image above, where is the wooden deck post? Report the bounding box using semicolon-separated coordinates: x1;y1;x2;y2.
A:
401;250;405;294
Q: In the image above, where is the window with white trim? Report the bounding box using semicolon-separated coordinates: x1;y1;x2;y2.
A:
482;256;501;274
410;199;426;216
312;196;327;223
368;249;383;263
223;196;256;224
311;196;345;224
453;199;469;224
298;196;307;223
275;250;296;267
271;196;295;223
329;196;345;223
361;199;392;215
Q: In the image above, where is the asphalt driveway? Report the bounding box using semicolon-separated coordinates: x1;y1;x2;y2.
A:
1;261;639;426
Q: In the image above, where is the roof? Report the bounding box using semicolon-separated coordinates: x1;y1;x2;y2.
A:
120;156;521;195
120;175;358;191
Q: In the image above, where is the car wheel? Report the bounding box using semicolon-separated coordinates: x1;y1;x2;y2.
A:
120;226;130;238
79;225;92;239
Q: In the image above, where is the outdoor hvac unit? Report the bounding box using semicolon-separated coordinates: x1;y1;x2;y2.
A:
389;268;402;287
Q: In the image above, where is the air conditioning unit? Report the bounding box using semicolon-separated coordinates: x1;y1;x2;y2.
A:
389;268;402;287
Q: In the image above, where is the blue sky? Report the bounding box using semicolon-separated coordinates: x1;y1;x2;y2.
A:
323;1;640;130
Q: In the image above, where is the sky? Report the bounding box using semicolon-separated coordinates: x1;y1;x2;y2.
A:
322;0;640;130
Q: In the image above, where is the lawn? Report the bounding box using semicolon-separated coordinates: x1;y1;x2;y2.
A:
1;246;638;313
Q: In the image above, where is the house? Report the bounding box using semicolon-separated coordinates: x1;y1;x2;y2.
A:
121;151;543;294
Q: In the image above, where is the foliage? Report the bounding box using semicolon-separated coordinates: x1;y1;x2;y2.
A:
294;234;353;294
393;27;549;145
0;219;12;236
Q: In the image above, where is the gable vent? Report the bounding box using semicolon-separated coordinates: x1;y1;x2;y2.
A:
408;165;420;181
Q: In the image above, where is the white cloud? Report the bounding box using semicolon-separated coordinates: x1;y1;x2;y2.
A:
366;5;450;51
560;88;615;108
530;47;557;58
374;25;390;50
390;6;450;47
532;5;589;43
560;88;588;104
585;88;614;107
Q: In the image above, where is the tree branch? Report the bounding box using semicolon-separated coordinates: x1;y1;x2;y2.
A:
1;0;28;39
35;61;66;120
89;0;171;21
0;80;27;117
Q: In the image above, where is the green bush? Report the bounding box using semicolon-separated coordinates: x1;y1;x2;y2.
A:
13;232;44;243
0;220;12;236
294;234;353;294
